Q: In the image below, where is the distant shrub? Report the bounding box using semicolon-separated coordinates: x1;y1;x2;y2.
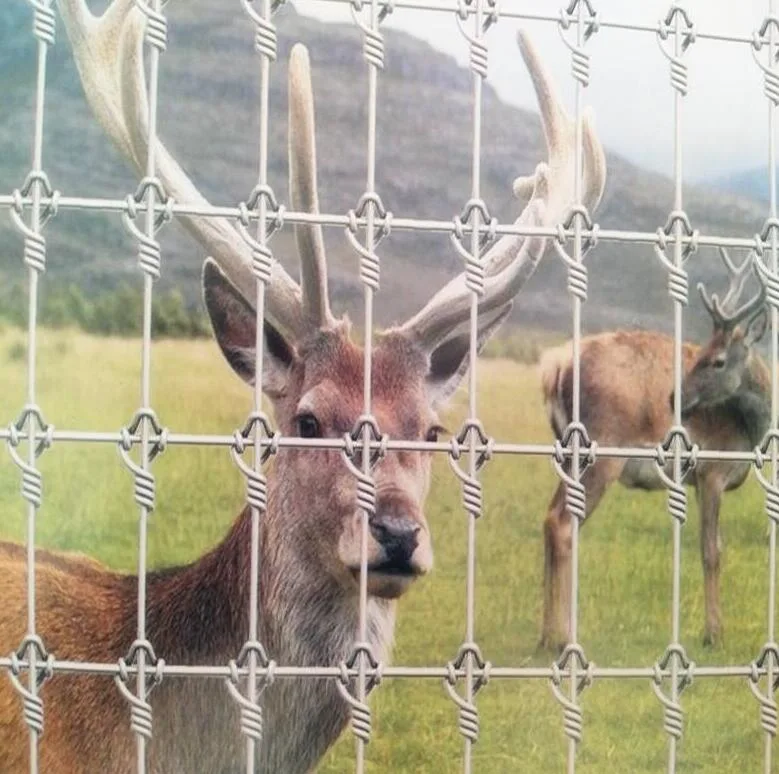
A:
0;282;210;339
7;341;26;362
482;330;564;365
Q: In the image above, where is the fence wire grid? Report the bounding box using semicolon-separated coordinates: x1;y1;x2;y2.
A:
4;0;779;773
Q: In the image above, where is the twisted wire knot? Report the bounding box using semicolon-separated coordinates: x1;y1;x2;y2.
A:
118;411;167;512
656;7;695;97
444;643;490;743
337;643;381;743
135;0;167;51
753;432;779;524
652;644;694;740
115;640;164;741
450;199;497;296
749;643;779;736
557;3;598;88
225;643;275;743
753;18;779;105
123;180;173;280
6;674;44;734
551;422;596;522
231;413;278;511
455;3;490;78
7;406;52;508
9;206;47;273
655;426;697;524
341;417;387;516
549;645;592;744
122;209;162;279
346;193;390;292
571;46;590;87
350;1;386;70
254;16;278;61
468;38;488;79
553;209;595;301
336;680;373;742
226;679;265;740
754;250;779;310
28;0;56;46
7;634;54;735
237;185;284;284
449;421;493;519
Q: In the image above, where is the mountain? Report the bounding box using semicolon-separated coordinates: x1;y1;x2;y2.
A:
708;167;772;204
0;2;769;341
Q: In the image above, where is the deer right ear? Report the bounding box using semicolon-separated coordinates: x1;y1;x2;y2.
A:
745;308;769;346
202;259;297;397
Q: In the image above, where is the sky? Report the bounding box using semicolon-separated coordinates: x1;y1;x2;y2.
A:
295;0;779;182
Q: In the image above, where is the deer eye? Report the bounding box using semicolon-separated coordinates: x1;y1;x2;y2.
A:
712;354;727;369
296;413;322;439
425;425;446;443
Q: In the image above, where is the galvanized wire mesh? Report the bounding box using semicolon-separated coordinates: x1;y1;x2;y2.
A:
4;1;779;773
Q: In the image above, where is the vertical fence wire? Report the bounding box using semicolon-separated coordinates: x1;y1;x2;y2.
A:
561;3;591;772
762;3;778;772
127;2;165;772
652;6;695;773
8;2;58;772
240;1;277;770
347;0;387;770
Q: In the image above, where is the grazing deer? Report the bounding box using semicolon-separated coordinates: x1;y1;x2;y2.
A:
540;249;769;651
0;1;606;772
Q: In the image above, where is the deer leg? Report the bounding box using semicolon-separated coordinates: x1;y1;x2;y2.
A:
697;479;724;647
540;460;621;652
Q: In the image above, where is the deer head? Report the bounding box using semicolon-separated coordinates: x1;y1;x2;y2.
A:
57;0;606;599
678;248;768;420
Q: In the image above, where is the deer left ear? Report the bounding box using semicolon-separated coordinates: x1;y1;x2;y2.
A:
745;309;769;346
425;304;512;406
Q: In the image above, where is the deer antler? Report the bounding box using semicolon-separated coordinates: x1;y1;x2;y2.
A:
56;0;332;341
397;30;607;349
698;249;766;331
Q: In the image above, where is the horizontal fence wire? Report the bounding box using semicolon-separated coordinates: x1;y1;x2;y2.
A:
3;0;779;773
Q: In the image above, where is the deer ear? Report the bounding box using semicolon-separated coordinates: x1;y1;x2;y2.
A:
425;303;512;406
202;258;296;397
745;308;769;346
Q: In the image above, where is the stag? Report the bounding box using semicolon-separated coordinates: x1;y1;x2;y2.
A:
0;1;606;772
540;249;769;651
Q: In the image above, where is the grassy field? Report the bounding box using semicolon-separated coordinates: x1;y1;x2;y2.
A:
0;326;775;772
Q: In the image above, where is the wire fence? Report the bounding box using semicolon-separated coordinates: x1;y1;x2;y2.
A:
3;0;779;773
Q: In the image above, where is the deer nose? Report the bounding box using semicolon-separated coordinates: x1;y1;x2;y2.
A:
369;510;420;565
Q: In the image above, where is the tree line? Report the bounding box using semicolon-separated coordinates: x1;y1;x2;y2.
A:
0;282;211;338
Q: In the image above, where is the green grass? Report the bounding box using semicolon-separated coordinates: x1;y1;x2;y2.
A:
0;327;774;772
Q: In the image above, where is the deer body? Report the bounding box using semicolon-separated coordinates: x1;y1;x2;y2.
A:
540;259;769;650
0;514;392;774
0;0;606;769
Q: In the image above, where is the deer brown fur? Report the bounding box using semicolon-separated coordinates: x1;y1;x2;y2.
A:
0;2;608;771
540;252;769;651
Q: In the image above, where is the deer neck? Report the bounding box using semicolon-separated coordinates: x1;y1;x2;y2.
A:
144;478;397;668
141;483;396;772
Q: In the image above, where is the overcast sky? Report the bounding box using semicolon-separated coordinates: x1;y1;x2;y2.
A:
295;0;778;182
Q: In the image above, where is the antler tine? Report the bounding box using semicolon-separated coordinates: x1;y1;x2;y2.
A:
697;281;723;327
717;247;752;311
288;45;335;330
713;278;767;330
56;0;311;342
398;30;606;349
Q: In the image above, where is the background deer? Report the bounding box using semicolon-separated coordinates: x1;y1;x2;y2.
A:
0;1;607;771
540;249;769;651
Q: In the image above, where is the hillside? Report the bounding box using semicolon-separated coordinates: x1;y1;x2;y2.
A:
708;166;772;204
0;2;769;340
